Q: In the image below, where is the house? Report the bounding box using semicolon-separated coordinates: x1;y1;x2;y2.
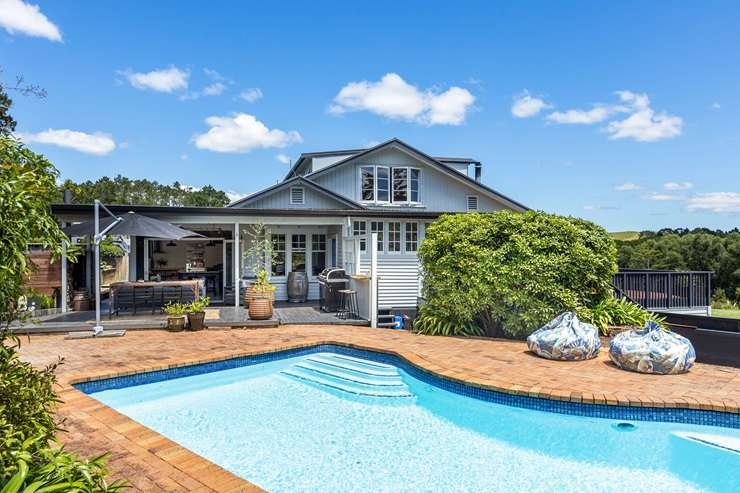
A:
52;138;527;321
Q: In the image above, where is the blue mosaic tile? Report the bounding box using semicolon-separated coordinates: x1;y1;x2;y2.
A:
74;344;740;430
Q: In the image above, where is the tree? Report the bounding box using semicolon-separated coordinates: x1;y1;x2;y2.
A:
59;175;230;207
0;69;47;137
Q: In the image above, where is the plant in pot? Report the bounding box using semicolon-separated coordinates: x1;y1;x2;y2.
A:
243;221;276;307
186;296;210;331
164;301;187;331
248;270;276;320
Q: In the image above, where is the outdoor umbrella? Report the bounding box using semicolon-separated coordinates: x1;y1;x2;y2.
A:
63;211;202;239
64;203;202;337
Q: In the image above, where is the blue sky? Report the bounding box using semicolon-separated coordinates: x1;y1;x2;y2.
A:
2;0;739;231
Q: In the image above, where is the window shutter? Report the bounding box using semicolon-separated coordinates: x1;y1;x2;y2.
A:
466;195;479;211
290;187;305;205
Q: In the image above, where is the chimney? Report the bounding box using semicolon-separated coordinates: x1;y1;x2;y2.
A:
474;162;482;182
63;189;73;204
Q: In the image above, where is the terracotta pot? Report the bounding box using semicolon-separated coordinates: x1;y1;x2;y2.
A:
248;297;273;320
167;316;186;332
187;311;206;330
244;283;274;307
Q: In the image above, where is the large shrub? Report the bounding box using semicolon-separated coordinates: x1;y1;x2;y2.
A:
418;210;618;338
1;137;124;491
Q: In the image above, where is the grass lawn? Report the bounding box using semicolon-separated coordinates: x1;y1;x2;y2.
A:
712;308;740;319
610;231;640;241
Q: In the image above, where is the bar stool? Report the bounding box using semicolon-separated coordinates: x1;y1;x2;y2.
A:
337;289;358;320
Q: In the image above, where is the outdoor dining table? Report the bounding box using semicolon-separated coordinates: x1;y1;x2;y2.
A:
108;280;200;317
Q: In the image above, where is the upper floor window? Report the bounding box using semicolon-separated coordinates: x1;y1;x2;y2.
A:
360;165;417;204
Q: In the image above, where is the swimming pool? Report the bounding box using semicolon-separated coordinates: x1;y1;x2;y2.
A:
78;345;740;492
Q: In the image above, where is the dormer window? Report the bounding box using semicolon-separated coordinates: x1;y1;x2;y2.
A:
360;165;419;204
290;187;305;205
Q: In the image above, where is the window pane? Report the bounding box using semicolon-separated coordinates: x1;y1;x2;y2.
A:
393;167;407;202
377;167;389;202
271;234;286;276
353;220;367;251
361;166;375;201
370;221;384;252
410;169;420;202
405;222;418;251
311;234;326;275
291;234;306;272
388;222;401;252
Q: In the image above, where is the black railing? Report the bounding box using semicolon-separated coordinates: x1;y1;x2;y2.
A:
613;269;712;310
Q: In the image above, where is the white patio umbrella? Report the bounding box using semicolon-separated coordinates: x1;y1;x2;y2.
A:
63;200;201;336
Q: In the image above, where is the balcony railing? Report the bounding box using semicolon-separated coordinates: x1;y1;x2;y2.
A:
613;269;712;310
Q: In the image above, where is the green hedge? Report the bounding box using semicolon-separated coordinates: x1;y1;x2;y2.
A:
417;210;618;338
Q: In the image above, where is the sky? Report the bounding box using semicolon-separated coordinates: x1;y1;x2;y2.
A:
2;0;739;231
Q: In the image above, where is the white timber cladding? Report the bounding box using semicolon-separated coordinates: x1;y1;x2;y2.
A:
235;185;347;209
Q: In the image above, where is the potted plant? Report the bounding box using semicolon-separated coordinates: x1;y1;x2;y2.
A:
186;296;210;331
164;302;187;331
248;270;276;320
243;221;276;306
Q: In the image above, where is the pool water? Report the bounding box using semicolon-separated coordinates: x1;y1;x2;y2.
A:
87;351;740;492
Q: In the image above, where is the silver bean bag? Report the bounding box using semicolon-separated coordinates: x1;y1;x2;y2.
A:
609;321;696;374
526;312;601;361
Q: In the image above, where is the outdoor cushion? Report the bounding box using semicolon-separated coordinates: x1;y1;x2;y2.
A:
609;321;696;374
526;312;601;361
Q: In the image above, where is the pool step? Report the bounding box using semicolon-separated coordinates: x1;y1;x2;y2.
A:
305;355;398;377
281;354;413;398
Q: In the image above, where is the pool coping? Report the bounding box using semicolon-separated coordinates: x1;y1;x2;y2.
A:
59;339;740;492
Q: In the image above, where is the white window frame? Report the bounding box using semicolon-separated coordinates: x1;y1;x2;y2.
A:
387;221;402;253
352;220;367;252
358;165;392;205
290;187;305;205
391;166;422;205
404;222;419;252
370;221;385;253
466;195;479;212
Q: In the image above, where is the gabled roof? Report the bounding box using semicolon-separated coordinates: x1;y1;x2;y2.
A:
283;148;366;180
304;138;529;212
227;176;366;210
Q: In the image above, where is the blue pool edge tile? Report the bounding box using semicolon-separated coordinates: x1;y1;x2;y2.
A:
73;343;740;430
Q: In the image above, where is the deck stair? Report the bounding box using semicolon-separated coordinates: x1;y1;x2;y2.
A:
281;353;413;398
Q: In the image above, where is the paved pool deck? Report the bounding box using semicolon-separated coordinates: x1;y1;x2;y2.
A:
17;326;740;492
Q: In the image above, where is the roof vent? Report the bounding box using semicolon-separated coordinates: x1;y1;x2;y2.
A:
466;195;479;212
290;187;305;205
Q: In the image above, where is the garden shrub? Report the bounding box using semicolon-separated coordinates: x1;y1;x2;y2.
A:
578;297;665;335
417;210;618;338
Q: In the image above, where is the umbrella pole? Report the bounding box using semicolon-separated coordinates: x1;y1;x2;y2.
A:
93;200;103;335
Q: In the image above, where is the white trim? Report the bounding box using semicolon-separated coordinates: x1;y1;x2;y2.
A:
233;225;240;307
289;186;305;205
466;194;479;211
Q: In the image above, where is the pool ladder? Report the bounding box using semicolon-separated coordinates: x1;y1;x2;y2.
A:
281;354;413;398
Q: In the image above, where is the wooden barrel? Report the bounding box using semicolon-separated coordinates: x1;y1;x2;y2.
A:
71;290;90;311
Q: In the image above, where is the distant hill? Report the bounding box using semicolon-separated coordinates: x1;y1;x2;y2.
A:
610;231;640;241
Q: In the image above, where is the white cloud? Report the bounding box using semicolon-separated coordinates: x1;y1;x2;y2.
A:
664;181;693;191
711;102;721;110
239;88;263;103
192;113;302;153
19;129;116;155
584;205;620;211
0;0;62;42
276;153;291;164
604;91;682;142
121;66;189;93
686;192;740;213
180;153;189;161
614;182;642;191
226;190;248;203
647;192;683;201
511;91;550;118
546;105;620;124
329;73;475;126
203;82;225;96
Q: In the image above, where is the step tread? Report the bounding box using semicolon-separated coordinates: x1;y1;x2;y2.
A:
281;369;413;398
293;362;405;387
323;353;395;369
307;356;397;376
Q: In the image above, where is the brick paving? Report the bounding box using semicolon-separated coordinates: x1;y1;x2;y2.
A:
17;326;740;492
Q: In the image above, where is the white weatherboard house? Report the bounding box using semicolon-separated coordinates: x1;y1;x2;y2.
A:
52;139;527;323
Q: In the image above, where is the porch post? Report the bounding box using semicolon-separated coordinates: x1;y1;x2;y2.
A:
60;240;68;313
370;232;378;328
354;236;361;275
234;223;240;308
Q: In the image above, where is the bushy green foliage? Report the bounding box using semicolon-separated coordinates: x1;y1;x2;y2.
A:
412;306;484;337
579;297;665;335
58;175;230;207
163;301;188;317
418;211;618;338
616;228;740;302
1;332;126;491
187;296;211;313
1;137;124;491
